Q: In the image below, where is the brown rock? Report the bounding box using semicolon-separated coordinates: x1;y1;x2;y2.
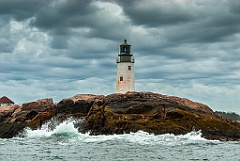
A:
56;94;105;116
0;104;19;114
22;98;54;111
0;105;20;122
0;122;26;138
70;94;105;102
167;96;214;114
83;92;240;140
10;98;55;123
26;111;55;129
56;98;74;113
0;92;239;141
105;92;213;115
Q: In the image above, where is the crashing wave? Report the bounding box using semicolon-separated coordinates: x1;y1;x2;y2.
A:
18;118;219;146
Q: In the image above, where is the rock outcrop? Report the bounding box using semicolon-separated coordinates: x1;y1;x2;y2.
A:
0;98;55;137
83;92;240;141
0;92;239;140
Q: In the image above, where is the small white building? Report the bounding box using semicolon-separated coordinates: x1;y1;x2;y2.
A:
0;96;14;107
116;39;135;93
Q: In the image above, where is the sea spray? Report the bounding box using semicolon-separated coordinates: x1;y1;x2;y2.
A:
20;118;216;146
79;130;211;146
21;118;83;138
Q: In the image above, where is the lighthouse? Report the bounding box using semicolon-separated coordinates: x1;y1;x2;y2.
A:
116;39;135;93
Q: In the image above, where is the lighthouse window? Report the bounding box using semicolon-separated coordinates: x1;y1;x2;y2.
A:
128;66;131;70
120;76;123;81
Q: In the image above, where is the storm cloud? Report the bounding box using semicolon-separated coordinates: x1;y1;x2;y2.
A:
0;0;239;113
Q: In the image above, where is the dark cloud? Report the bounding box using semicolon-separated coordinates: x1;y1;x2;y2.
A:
229;0;240;15
117;0;195;27
50;35;70;49
0;0;48;20
0;0;239;113
0;39;12;52
32;0;96;29
0;17;14;52
165;24;239;44
28;0;130;47
117;0;240;45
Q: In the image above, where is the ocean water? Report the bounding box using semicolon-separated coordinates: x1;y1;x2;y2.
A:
0;119;239;161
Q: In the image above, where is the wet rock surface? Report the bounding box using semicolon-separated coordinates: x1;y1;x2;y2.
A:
0;92;239;141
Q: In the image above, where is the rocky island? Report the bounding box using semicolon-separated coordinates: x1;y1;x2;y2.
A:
0;92;240;141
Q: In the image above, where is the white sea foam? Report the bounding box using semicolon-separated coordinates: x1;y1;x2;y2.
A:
24;119;216;145
25;118;79;138
79;130;210;146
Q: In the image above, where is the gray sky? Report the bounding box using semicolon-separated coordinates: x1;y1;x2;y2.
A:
0;0;239;113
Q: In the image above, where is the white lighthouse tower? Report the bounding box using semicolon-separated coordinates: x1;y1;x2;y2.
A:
116;39;135;93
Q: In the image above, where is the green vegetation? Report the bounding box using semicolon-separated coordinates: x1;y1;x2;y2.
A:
215;111;240;121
